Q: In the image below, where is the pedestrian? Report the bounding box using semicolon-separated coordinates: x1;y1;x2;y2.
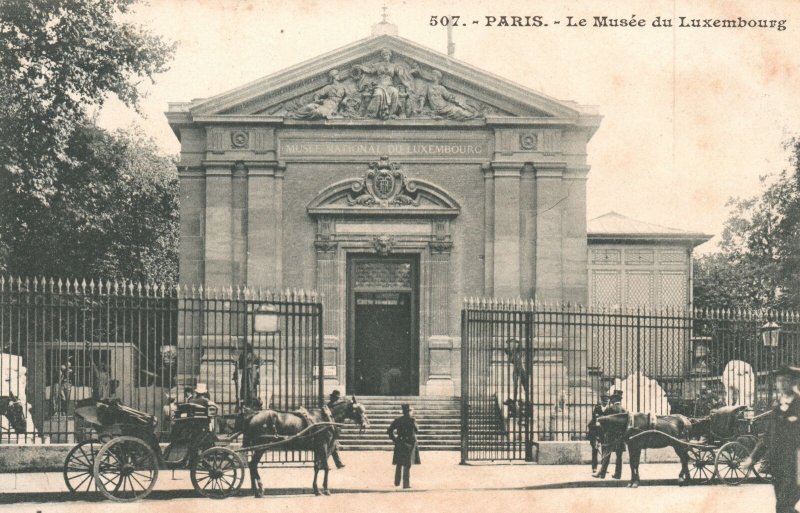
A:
746;366;800;513
326;390;346;469
387;403;420;489
595;389;626;479
587;393;610;474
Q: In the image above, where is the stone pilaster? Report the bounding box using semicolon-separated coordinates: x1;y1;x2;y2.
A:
232;162;248;286
534;163;566;303
204;163;233;287
482;164;494;295
492;162;523;299
246;163;279;288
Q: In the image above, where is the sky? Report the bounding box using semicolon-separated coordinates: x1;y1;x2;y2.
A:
97;0;800;253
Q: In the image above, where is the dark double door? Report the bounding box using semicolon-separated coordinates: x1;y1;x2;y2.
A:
347;256;419;396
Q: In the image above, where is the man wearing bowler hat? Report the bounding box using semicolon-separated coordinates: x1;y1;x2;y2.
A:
746;365;800;513
387;403;420;489
595;389;626;479
587;393;610;474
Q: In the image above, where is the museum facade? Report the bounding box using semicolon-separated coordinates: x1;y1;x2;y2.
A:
168;29;608;398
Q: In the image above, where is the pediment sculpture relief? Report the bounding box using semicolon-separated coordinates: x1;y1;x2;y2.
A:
274;48;509;120
348;156;420;207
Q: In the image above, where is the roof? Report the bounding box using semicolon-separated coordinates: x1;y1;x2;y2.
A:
587;212;712;247
166;33;601;134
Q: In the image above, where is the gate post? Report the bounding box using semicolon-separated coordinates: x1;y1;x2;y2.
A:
524;310;535;462
460;308;469;464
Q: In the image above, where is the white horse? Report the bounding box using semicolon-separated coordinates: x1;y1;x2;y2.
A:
721;360;754;407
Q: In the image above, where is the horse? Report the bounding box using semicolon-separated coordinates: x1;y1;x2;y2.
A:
597;412;696;488
241;396;369;497
0;394;27;434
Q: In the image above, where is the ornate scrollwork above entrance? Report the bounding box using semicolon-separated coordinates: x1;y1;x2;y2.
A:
348;156;419;207
307;157;460;217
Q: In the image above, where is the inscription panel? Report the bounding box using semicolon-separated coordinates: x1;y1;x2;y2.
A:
279;139;491;159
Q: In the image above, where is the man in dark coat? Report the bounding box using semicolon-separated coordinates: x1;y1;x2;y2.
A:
387;403;420;489
587;393;610;473
595;389;626;479
326;390;345;469
747;365;800;513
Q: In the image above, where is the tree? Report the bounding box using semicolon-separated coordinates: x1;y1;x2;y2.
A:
0;0;175;279
694;137;800;310
6;123;178;282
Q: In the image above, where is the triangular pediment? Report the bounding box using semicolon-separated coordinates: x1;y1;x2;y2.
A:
188;35;585;121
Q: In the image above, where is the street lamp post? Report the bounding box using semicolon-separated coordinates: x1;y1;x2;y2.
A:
761;320;781;405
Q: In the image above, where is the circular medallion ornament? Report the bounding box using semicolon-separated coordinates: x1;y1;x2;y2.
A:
231;130;248;149
519;132;538;151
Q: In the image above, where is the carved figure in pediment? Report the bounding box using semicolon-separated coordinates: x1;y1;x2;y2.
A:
423;70;479;120
289;69;348;119
351;49;419;120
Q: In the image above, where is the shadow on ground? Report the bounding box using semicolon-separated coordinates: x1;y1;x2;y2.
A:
0;478;770;503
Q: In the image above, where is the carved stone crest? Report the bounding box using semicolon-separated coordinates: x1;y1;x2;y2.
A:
373;235;395;256
348;156;419;207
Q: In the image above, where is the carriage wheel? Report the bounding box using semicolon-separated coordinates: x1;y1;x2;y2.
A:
64;439;100;493
752;454;773;483
190;447;245;499
715;441;749;486
93;436;159;502
688;448;715;483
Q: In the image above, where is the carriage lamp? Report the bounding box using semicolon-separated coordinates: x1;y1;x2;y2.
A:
691;336;711;375
760;321;781;348
254;304;281;333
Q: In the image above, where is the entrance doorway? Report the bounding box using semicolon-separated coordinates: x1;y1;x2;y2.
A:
347;255;419;396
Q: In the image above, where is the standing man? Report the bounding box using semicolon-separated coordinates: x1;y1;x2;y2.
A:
587;393;610;474
595;389;626;479
326;390;346;469
387;403;420;489
747;366;800;513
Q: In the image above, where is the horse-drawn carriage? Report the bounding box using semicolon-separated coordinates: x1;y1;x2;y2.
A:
686;405;772;486
63;395;369;501
597;404;772;487
64;398;246;501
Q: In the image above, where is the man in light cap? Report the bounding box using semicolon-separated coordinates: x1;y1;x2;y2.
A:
388;403;420;489
747;365;800;513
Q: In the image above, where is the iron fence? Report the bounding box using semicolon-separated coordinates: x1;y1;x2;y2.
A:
461;299;800;462
0;276;323;464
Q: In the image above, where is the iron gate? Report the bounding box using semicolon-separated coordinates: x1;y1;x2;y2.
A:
460;305;535;462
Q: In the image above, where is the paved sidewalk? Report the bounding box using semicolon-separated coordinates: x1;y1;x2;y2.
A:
0;451;772;498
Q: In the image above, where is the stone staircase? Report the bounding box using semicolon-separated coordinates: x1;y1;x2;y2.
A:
338;396;461;451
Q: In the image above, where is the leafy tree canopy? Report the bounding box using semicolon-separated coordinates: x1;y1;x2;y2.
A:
4;123;179;282
0;0;177;282
694;137;800;310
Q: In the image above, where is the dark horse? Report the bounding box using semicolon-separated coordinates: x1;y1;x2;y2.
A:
598;412;696;488
0;394;27;434
242;396;369;497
